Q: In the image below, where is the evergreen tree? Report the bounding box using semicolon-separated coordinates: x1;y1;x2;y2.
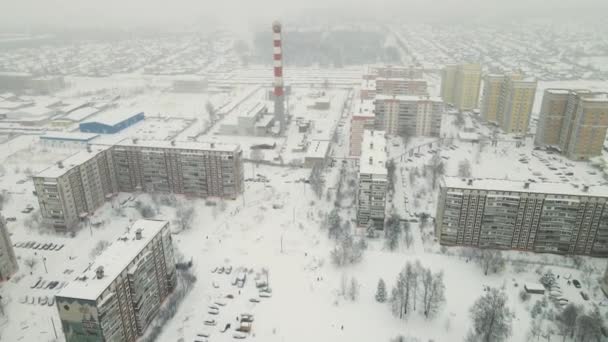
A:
375;278;387;303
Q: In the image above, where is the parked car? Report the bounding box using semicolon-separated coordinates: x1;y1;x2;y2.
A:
581;292;589;301
573;279;581;288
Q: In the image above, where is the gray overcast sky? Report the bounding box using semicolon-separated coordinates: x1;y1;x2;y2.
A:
1;0;607;30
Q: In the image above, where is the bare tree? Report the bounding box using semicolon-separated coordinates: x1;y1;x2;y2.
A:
309;163;325;199
348;277;359;301
458;159;472;178
421;269;446;318
250;149;265;167
384;213;402;251
135;200;156;218
390;262;415;319
205;101;216;122
386;159;396;193
24;257;38;274
429;154;445;189
557;303;582;340
176;204;195;231
575;308;604;342
89;240;110;258
477;249;505;276
468;288;513;342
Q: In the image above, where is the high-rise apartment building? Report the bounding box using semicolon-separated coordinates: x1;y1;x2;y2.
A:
361;66;428;100
498;74;537;134
34;140;244;232
480;74;504;123
535;89;608;160
534;89;573;146
56;220;176;342
440;64;481;111
350;100;375;156
436;177;608;256
374;95;443;137
0;216;18;281
33;146;117;232
357;130;388;229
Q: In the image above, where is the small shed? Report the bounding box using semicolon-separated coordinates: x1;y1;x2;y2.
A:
524;283;545;294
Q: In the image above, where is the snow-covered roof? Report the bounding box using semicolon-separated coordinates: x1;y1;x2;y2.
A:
82;109;143;127
352;100;375;118
57;220;168;301
359;129;387;175
61;106;100;122
40;132;99;142
113;138;241;153
306;140;330;160
442;177;608;198
375;94;442;103
35;146;110;179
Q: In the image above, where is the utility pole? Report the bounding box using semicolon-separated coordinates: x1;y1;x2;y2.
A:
42;256;48;274
50;317;58;339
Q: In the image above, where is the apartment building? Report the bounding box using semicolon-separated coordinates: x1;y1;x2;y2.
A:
365;65;424;80
0;216;18;281
440;64;482;111
374;95;443;137
560;92;608;160
33;146;117;232
481;73;537;133
534;89;573;147
497;74;537;134
350;99;375;156
535;89;608;160
34;140;244;232
56;220;176;342
111;139;243;198
480;74;504;123
436;177;608;256
376;78;428;97
357;130;388;229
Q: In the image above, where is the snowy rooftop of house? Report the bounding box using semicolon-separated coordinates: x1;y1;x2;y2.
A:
57;220;168;301
359;129;387;175
442;177;608;198
35;146;110;179
113;138;240;153
306;140;331;160
40;132;99;142
375;94;442;103
352;99;375;118
82;109;143;127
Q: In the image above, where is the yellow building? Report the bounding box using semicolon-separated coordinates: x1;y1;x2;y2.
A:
499;75;537;134
440;64;481;112
534;89;572;146
480;74;504;123
560;92;608;160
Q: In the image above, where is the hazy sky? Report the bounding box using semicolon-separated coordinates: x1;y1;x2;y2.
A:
1;0;607;31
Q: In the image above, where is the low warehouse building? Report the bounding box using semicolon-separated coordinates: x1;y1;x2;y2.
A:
79;111;144;134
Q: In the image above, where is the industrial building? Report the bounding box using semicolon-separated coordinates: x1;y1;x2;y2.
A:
373;95;443;137
350;99;375;156
0;216;18;281
34;140;244;231
79;111;144;134
56;220;176;342
357;130;388;229
39;132;100;150
304;140;331;168
436;177;608;256
0;72;65;94
440;64;482;111
535;89;608;160
218;101;274;136
481;73;537;133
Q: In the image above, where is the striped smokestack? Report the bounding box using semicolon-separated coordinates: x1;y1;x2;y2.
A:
272;20;285;134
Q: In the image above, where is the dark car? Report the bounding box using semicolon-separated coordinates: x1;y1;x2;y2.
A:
573;279;581;288
580;291;589;301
